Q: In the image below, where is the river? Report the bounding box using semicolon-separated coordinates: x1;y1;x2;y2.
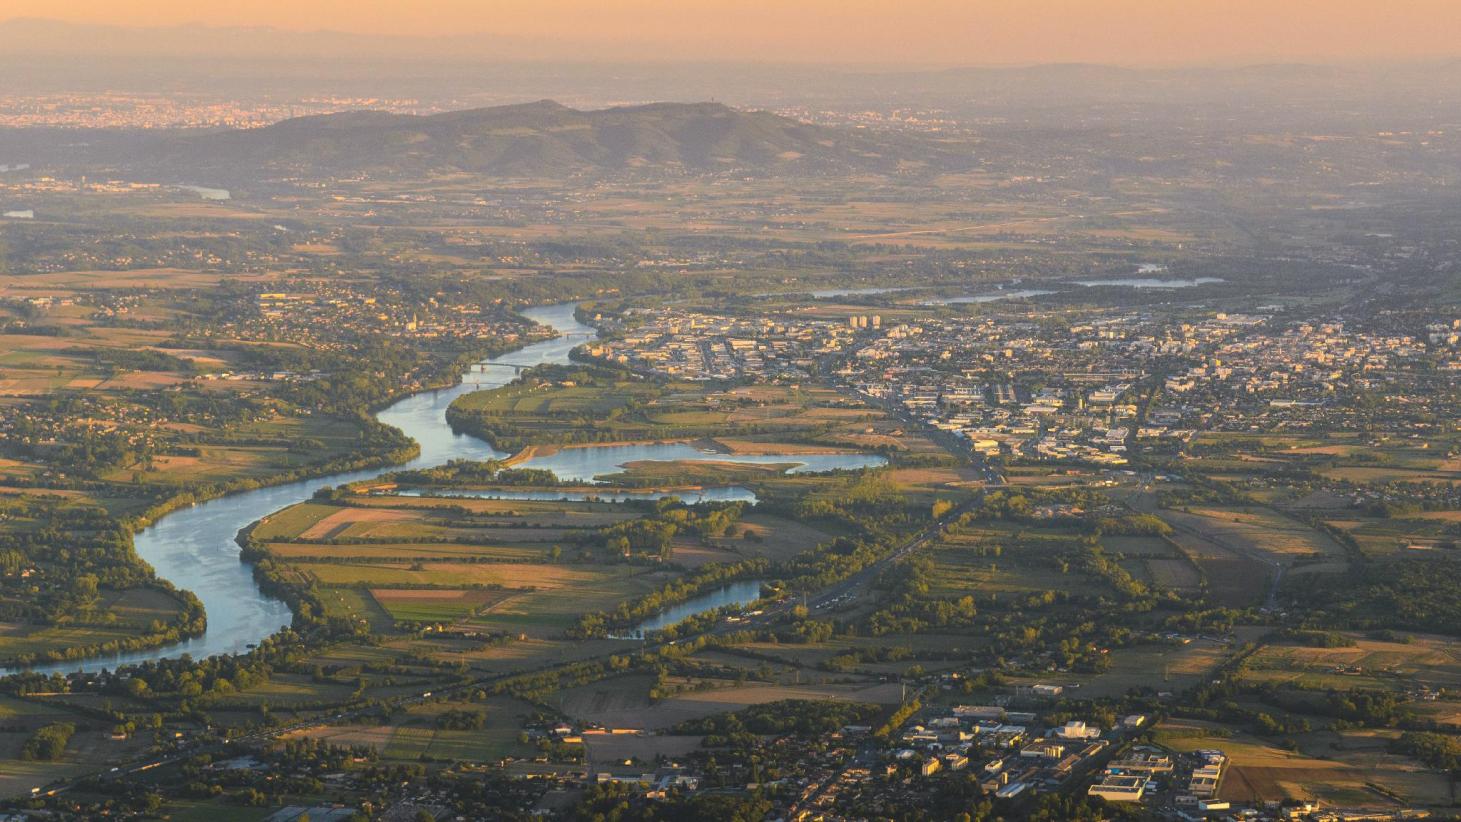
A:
5;303;592;675
13;302;881;675
394;486;760;505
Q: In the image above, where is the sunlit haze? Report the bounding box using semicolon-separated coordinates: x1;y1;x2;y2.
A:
7;0;1461;65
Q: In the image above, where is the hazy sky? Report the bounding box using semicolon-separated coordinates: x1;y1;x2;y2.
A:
11;0;1461;65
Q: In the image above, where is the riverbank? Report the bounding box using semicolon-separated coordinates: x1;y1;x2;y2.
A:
1;303;587;676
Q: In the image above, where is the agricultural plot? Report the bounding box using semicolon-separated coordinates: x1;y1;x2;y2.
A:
263;540;548;562
257;485;837;647
705;513;835;561
251;502;340;541
1100;535;1203;592
1052;639;1235;698
0;585;186;661
1327;514;1461;558
369;588;514;623
317;588;395;632
1161;526;1272;608
583;733;705;771
1156;720;1448;808
726;633;980;677
98;414;374;489
552;672;900;730
1240;633;1461;694
465;571;673;636
287;560;640;590
449;370;939;460
157;798;275;822
928;528;1106;598
444;635;632;675
351;495;638;528
290;697;537;764
0;696;155;798
1161;505;1348;565
296;506;437;540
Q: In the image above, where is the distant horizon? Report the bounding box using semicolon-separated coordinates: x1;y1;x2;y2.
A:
4;1;1461;67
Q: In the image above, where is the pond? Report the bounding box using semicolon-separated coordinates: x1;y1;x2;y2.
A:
615;580;767;638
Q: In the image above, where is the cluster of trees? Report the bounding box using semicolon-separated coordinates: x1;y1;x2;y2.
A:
79;347;194;373
20;722;75;761
389;459;563;488
95;640;280;703
1392;731;1461;772
791;472;910;534
1295;557;1461;636
674;699;878;745
1064;542;1153;603
3;394;161;478
568;558;769;638
594;499;745;561
434;709;487;730
864;555;979;637
0;499;211;666
563;782;774;822
1090;513;1171;536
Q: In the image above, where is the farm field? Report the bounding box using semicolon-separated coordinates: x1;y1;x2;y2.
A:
1240;632;1461;693
1160;505;1348;565
927;526;1111;598
551;673;900;730
1100;534;1203;592
286;560;644;591
448;368;945;463
725;633;984;677
1326;514;1461;558
0;587;187;662
1160;525;1274;608
1156;719;1449;807
1020;639;1236;699
0;695;157;798
288;697;538;764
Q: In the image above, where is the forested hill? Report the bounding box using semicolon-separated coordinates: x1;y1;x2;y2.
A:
149;100;967;180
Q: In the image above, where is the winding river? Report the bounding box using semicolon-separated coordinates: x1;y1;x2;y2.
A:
16;303;883;675
8;304;593;676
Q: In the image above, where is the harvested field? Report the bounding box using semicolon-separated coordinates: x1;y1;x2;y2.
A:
370;588;515;622
298;507;428;540
1163;505;1347;563
555;675;901;730
1145;558;1203;590
1156;719;1447;807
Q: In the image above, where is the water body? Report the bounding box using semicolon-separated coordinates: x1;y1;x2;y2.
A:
176;185;231;201
922;289;1056;305
808;286;911;299
393;486;759;505
3;304;590;675
1074;277;1224;289
516;443;885;484
12;303;878;674
617;580;767;638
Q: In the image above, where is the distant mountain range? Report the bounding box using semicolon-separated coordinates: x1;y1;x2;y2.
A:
5;18;1461;119
140;100;963;181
